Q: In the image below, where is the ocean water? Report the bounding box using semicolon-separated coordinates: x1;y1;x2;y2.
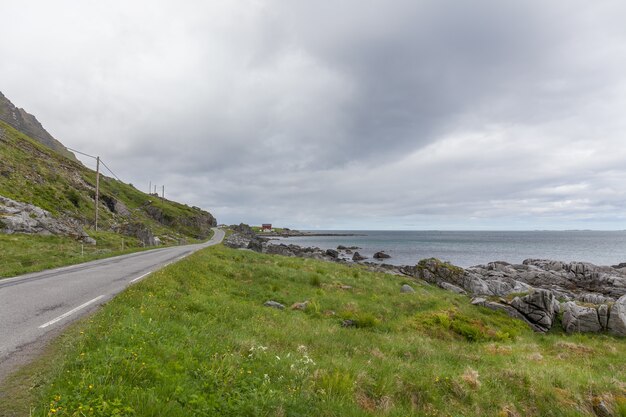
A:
271;231;626;268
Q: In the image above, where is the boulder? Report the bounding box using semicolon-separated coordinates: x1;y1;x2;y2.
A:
607;294;626;336
509;290;556;332
291;301;309;311
247;238;263;252
265;244;295;257
561;302;602;333
400;284;415;293
263;300;285;310
326;249;339;258
373;251;391;259
352;252;367;261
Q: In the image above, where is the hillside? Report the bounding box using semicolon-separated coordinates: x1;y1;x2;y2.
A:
0;118;216;247
0;92;77;161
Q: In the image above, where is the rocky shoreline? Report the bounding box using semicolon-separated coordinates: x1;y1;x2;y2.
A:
256;229;366;238
225;225;626;337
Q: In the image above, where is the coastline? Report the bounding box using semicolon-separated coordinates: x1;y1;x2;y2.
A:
263;229;626;268
226;227;626;336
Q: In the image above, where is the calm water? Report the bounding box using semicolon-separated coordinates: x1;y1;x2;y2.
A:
272;231;626;268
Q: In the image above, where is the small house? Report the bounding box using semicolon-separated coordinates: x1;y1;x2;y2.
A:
261;224;272;232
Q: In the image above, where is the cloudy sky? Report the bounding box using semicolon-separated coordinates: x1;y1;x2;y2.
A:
2;0;626;229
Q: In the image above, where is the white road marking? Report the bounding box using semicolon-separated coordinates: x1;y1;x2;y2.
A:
130;271;153;284
39;295;105;329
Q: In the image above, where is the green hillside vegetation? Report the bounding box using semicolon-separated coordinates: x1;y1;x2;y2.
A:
0;120;214;238
2;244;624;416
0;120;216;276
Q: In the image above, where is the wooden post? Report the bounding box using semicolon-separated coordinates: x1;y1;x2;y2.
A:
162;185;164;200
95;156;100;231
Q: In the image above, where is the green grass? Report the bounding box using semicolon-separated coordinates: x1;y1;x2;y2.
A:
1;245;625;416
0;228;212;279
0;232;147;278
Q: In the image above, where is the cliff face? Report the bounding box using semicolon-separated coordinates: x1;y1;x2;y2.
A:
0;91;77;161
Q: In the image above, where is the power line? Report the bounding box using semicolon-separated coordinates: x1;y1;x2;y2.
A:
100;159;122;182
66;146;97;160
67;146;122;182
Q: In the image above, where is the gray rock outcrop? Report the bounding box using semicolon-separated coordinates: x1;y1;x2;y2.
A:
411;257;626;335
120;221;158;246
0;195;91;241
607;295;626;336
561;301;602;333
509;290;556;332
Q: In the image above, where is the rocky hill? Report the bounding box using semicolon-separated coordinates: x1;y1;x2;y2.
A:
0;96;216;245
0;91;77;161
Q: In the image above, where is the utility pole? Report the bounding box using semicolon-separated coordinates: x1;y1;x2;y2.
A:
149;181;151;194
95;156;100;231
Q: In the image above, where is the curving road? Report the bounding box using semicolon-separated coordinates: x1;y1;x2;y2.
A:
0;227;224;380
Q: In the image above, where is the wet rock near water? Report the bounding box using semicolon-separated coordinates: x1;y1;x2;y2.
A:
352;252;367;261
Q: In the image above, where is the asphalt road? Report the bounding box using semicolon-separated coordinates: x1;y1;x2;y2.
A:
0;227;224;375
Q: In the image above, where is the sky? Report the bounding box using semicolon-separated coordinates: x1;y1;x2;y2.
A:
1;0;626;230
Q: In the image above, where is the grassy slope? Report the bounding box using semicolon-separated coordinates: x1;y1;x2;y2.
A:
1;246;624;417
0;120;213;239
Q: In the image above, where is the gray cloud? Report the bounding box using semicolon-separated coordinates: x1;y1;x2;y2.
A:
1;0;626;229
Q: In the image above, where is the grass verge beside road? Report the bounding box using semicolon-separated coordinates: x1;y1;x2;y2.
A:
0;232;146;278
1;245;625;416
0;229;211;279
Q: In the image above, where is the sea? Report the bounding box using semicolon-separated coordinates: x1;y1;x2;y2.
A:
271;230;626;268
